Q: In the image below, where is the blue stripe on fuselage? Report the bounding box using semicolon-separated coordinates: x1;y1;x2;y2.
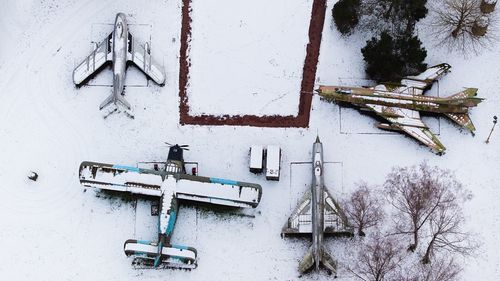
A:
154;242;163;267
166;211;177;236
210;177;238;186
112;165;140;172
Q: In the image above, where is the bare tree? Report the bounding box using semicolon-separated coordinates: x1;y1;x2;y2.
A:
421;199;478;264
348;233;404;281
384;162;462;252
344;183;384;236
399;256;462;281
429;0;497;55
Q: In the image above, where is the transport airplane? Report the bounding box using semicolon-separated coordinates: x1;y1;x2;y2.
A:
79;144;262;269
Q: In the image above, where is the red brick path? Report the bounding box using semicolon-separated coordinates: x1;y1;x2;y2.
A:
178;0;327;127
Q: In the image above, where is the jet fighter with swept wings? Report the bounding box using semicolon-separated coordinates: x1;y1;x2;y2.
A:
73;13;165;111
317;64;484;154
78;144;262;269
282;137;353;276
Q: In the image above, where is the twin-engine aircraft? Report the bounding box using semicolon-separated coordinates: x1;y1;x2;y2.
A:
79;144;262;269
73;13;165;112
282;137;353;276
317;64;484;154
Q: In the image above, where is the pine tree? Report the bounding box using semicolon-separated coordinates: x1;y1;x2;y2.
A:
361;31;427;82
332;0;360;35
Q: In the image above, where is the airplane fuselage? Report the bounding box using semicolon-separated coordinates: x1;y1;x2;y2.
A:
112;13;129;97
311;139;324;271
319;86;481;114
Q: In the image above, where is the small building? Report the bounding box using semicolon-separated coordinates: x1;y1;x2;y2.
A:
249;145;264;173
265;145;281;181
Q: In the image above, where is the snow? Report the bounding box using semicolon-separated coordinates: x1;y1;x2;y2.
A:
0;0;499;280
187;0;311;116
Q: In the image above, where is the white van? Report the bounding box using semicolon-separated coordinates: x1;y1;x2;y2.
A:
249;145;264;173
265;145;281;181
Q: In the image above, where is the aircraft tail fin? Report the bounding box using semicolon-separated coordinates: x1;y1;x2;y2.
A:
298;246;315;273
320;246;338;277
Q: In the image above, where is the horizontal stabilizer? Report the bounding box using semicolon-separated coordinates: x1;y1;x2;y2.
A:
117;94;132;110
99;94;115;110
124;239;197;269
299;246;315;273
445;88;482;107
321;246;338;276
448;88;478;99
445;113;476;133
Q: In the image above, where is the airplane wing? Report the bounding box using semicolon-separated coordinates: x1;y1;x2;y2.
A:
282;190;312;234
174;174;262;208
127;33;166;85
79;161;163;197
366;104;446;154
398;63;451;94
323;189;353;235
73;33;113;85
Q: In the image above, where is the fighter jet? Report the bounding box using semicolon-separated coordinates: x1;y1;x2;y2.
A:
317;64;484;154
73;13;165;111
282;137;353;276
78;144;262;269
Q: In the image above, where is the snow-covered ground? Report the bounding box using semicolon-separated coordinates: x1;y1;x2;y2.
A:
0;0;499;280
187;0;311;116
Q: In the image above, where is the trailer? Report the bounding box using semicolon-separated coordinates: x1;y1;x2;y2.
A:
249;145;264;173
265;145;281;181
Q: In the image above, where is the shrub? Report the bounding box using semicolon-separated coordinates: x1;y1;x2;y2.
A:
361;31;427;82
332;0;360;35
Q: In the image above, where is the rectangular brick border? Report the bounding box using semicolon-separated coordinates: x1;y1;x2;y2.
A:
178;0;326;127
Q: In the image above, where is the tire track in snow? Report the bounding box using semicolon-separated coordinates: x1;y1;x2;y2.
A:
0;0;114;217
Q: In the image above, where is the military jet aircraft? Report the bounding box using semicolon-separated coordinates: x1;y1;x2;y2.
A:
78;144;262;269
317;64;484;154
282;137;353;276
73;13;165;111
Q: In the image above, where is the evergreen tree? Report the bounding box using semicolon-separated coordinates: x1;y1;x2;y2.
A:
361;31;427;82
397;33;427;77
332;0;360;35
380;0;428;32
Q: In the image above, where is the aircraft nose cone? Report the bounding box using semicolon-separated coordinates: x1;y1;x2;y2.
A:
116;12;127;23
